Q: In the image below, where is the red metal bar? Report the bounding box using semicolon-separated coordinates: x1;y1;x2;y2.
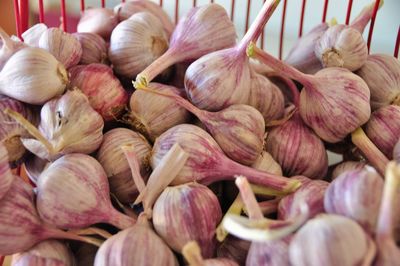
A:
261;0;266;49
13;0;21;38
345;0;353;25
81;0;85;12
0;256;4;265
193;0;197;7
367;0;381;52
279;0;288;59
101;0;105;8
299;0;307;37
322;0;329;23
211;0;214;3
231;0;235;21
60;0;67;32
19;0;29;33
122;0;125;2
245;0;251;33
175;0;179;24
38;0;45;22
394;26;400;58
160;0;163;8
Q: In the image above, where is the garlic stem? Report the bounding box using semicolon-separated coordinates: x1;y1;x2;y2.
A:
4;108;56;156
247;42;315;88
351;127;389;176
250;184;290;196
266;105;296;127
350;0;384;33
107;208;136;230
216;194;244;242
68;227;113;239
235;176;264;220
121;145;146;193
45;228;103;247
245;198;280;216
237;0;281;53
182;241;205;266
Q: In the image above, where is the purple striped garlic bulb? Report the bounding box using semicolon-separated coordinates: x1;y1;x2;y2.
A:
331;161;367;179
183;241;238;266
134;3;236;89
6;89;104;161
77;8;118;40
36;154;136;229
39;28;82;69
324;166;384;233
365;105;400;159
96;128;152;204
11;240;75;266
127;83;191;141
0;142;13;200
94;215;178;266
73;32;108;65
289;214;376;266
153;182;222;258
356;54;400;110
108;12;169;78
114;0;174;36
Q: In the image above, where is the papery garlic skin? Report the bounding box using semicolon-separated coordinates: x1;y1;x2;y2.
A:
252;151;283;176
109;12;169;77
22;89;104;161
73;32;107;65
39;28;82;69
128;83;191;141
248;71;285;122
299;67;371;143
289;214;376;266
114;0;174;36
356;54;400;110
12;240;75;266
153;182;222;258
69;64;128;121
247;236;291;266
266;113;328;178
365;105;400;159
77;8;118;39
0;96;35;163
21;23;47;47
0;47;67;105
278;180;328;220
94;221;178;266
315;25;368;71
324;167;384;233
0;142;13;200
96;128;151;203
0;27;26;71
331;161;367;179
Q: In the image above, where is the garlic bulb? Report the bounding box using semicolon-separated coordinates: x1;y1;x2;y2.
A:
0;47;68;104
94;215;178;266
69;64;128;121
11;240;75;266
96;128;152;203
114;0;174;36
324;167;384;233
284;23;328;74
365;105;400;159
7;89;104;161
252;151;283;176
289;214;376;266
331;161;367;179
266;112;328;178
247;236;291;266
0;142;13;200
127;83;191;141
77;8;118;39
109;12;169;78
0;27;25;71
0;96;35;163
36;154;136;229
39;28;82;69
356;54;400;110
153;182;222;258
21;23;47;47
315;24;368;71
73;32;107;65
248;70;285;122
278;180;328;220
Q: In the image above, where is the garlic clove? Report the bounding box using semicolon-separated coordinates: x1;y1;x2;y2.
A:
331;160;367;179
324;166;383;234
0;142;13;200
289;214;376;266
114;0;174;37
39;28;83;69
356;54;400;110
73;32;108;65
77;8;118;40
365;105;400;159
96;128;151;204
278;180;328;220
108;12;169;78
0;47;68;105
153;182;222;258
21;23;47;47
252;151;283;176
